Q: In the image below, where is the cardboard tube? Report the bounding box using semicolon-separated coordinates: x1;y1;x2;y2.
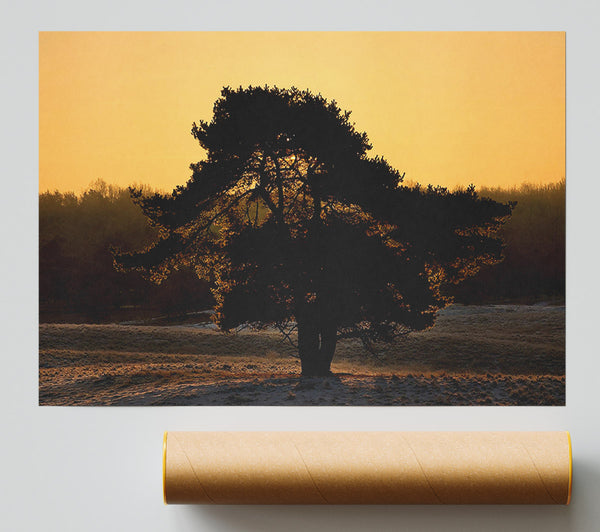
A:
163;431;572;505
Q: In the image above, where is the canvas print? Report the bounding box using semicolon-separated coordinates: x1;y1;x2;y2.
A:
39;32;565;405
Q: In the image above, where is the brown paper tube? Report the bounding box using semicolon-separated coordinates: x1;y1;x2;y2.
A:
163;431;572;505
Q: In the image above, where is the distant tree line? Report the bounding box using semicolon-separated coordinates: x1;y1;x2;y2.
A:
447;180;565;304
39;179;564;323
39;180;212;322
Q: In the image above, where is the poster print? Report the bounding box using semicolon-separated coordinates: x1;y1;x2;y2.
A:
39;32;565;406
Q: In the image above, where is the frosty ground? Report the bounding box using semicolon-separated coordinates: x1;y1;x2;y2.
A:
39;304;565;406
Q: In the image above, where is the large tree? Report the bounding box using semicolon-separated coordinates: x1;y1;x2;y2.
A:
116;86;513;376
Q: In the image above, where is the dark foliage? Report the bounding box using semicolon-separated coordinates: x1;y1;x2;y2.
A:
449;181;565;303
39;180;212;322
115;86;513;375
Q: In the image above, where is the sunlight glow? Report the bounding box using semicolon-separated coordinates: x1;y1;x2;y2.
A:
39;32;565;193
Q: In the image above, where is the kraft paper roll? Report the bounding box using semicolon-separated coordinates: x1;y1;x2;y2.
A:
163;431;572;505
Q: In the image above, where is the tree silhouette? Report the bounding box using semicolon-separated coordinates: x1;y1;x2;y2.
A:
115;86;513;376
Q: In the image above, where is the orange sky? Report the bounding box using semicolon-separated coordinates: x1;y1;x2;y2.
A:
39;32;565;193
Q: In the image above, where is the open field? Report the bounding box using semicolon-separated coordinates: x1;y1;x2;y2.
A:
39;304;565;406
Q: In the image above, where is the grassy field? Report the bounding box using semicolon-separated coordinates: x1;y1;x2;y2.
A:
39;303;564;406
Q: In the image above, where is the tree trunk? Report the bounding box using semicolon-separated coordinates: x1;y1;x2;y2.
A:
297;315;338;376
319;318;337;371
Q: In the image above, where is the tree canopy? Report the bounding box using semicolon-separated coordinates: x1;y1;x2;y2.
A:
115;86;513;375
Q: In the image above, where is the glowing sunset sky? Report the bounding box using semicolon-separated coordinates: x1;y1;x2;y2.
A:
39;32;564;193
